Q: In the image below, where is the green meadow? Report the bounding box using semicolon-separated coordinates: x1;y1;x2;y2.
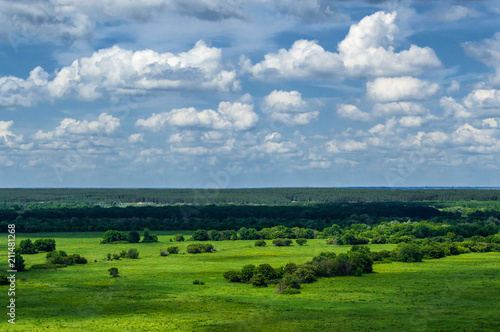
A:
1;232;499;331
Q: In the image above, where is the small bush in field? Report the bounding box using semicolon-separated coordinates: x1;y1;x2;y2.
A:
255;240;266;247
186;243;215;254
167;246;179;254
296;238;307;246
193;280;205;285
108;267;120;277
160;249;169;256
126;248;139;259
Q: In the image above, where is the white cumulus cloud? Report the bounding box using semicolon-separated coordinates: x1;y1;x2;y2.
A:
136;101;258;132
33;113;120;140
337;104;371;122
0;41;239;109
243;11;441;80
367;77;439;102
261;90;319;125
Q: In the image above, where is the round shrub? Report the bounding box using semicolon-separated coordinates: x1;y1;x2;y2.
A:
394;243;423;263
223;270;241;282
255;240;266;247
19;239;37;254
108;267;120;277
296;239;307;246
167;246;179;254
126;248;140;259
174;234;185;242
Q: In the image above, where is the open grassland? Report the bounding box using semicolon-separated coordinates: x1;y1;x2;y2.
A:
1;232;499;331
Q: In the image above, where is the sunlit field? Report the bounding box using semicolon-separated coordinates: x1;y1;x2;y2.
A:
1;232;499;331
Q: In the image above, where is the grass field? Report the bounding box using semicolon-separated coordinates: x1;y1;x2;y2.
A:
1;232;499;331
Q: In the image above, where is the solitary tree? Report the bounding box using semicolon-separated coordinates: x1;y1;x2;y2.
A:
108;267;120;277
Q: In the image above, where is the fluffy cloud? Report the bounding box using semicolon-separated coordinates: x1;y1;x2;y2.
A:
33;113;120;140
440;97;473;119
337;104;371;122
261;90;319;125
464;33;500;84
338;11;440;77
483;118;498;128
0;120;16;143
452;123;500;152
136;101;258;132
366;77;439;102
0;67;49;108
243;11;441;80
463;89;500;110
0;41;239;108
128;134;144;144
241;39;343;80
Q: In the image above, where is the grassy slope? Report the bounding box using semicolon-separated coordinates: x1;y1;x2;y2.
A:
1;232;499;331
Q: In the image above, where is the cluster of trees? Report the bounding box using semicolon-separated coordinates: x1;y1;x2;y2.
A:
187;218;500;246
106;248;140;260
101;228;158;244
31;250;88;269
223;246;374;293
19;238;56;254
186;243;215;254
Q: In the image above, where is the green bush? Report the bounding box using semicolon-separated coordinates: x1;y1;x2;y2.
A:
126;248;140;259
254;264;277;281
296;238;307;246
283;262;298;275
421;243;446;259
19;239;37;254
174;234;185;242
192;229;209;241
160;249;168;256
255;239;266;247
272;238;292;247
33;239;56;252
0;273;9;285
167;246;179;254
101;230;127;244
128;231;140;243
240;264;255;282
108;267;120;277
282;273;301;289
223;270;241;282
394;243;423;263
46;251;68;265
141;228;158;243
186;243;215;254
71;254;88;264
192;280;205;285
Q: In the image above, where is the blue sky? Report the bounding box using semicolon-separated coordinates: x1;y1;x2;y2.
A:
1;0;500;188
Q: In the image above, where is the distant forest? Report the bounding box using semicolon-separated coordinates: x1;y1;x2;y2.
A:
1;188;499;233
1;188;500;205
